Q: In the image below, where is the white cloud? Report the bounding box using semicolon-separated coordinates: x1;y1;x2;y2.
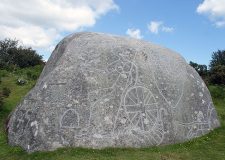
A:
126;28;143;39
0;25;60;48
0;0;118;55
148;21;163;34
147;21;174;34
197;0;225;27
162;26;174;33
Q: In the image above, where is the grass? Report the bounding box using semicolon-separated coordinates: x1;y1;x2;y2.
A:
0;68;225;160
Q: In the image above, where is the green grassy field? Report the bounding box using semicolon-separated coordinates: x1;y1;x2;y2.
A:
0;68;225;160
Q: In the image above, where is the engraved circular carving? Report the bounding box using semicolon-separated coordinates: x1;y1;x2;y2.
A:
124;86;158;131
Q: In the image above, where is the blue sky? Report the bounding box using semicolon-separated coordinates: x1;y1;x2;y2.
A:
0;0;225;66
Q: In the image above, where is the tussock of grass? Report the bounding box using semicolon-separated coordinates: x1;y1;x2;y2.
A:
0;67;224;160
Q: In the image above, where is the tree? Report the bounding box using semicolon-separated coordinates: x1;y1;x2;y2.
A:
189;61;208;76
209;50;225;69
209;65;225;85
208;50;225;85
0;38;44;69
0;39;18;68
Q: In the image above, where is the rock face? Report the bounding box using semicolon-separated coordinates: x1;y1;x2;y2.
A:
8;32;220;152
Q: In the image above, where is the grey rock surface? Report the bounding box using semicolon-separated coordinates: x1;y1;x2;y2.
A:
8;32;220;152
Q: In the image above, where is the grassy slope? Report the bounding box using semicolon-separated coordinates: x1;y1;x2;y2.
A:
0;69;224;160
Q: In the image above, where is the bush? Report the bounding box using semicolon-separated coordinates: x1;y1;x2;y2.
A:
12;65;43;80
209;65;225;85
2;87;11;97
0;70;8;84
0;92;3;111
26;71;38;80
0;70;7;77
208;85;225;99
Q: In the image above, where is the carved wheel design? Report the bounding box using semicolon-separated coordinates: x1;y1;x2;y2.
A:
124;86;158;131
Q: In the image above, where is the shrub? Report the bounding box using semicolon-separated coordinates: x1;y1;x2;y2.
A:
26;71;32;79
0;92;3;111
0;70;7;77
2;87;11;97
209;65;225;85
26;71;38;80
0;70;8;84
208;85;225;99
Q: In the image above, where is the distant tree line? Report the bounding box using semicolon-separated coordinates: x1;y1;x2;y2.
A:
0;38;44;69
190;50;225;85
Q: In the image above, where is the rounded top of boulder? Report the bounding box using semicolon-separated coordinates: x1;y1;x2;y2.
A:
39;32;183;81
8;32;220;152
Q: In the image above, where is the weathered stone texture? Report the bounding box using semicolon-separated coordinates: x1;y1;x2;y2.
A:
8;32;220;152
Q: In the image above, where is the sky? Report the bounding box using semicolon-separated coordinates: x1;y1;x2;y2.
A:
0;0;225;66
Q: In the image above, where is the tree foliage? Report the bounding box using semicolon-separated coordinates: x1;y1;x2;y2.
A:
190;50;225;85
0;38;44;69
208;50;225;85
209;50;225;69
209;65;225;85
189;61;208;76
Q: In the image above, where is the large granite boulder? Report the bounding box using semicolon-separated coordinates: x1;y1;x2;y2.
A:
8;32;220;152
